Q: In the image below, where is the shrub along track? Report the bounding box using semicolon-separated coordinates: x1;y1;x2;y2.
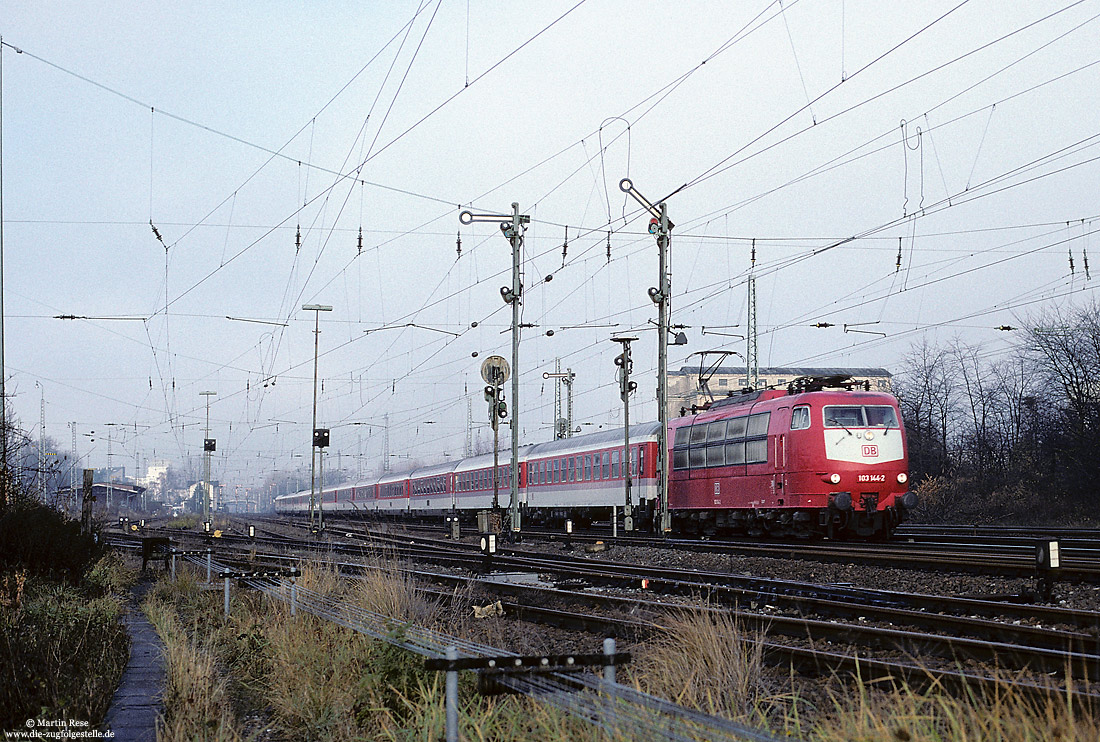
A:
112;520;1100;710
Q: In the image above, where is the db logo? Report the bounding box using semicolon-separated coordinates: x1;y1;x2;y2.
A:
862;445;879;457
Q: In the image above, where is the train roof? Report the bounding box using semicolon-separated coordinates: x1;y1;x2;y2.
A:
452;446;534;472
409;461;460;478
525;422;661;457
671;365;892;377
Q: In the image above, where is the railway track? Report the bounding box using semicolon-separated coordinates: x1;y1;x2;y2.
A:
348;516;1100;582
111;520;1100;706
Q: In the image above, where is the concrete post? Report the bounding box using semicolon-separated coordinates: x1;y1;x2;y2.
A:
445;645;459;742
603;637;617;684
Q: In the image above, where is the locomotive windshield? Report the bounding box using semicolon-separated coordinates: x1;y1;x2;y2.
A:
823;405;899;429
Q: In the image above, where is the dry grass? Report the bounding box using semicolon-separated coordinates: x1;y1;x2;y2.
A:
350;561;441;626
145;554;1100;741
143;583;243;742
813;676;1100;741
631;606;782;723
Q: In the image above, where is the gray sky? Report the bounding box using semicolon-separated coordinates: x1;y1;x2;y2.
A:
2;1;1099;492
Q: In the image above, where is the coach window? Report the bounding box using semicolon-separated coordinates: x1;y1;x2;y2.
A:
554;459;561;483
637;447;643;476
584;455;592;480
612;451;620;479
791;406;810;430
567;457;574;482
631;448;638;477
602;452;611;479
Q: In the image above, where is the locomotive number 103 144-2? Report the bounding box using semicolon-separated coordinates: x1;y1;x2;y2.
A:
857;474;886;482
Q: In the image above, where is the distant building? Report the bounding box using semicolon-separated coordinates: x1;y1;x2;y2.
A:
92;466;126;484
667;366;893;418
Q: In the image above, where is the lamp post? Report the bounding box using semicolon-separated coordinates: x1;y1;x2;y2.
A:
199;391;217;523
303;303;332;532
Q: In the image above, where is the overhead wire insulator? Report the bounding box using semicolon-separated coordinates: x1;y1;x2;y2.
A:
896;237;902;273
562;226;568;267
750;238;756;269
606;231;611;264
456;231;462;258
1069;248;1075;275
295;225;301;251
357;227;363;255
1085;249;1091;280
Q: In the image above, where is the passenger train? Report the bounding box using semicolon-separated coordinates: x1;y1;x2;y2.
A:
274;376;917;539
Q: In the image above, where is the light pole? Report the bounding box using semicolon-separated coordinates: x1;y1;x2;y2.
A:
199;391;217;523
619;178;675;533
302;303;332;532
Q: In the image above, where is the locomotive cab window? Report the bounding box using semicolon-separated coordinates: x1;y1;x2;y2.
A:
864;406;899;428
824;405;899;428
790;406;810;430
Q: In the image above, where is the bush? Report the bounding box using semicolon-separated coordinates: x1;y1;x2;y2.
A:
0;494;103;582
0;577;129;727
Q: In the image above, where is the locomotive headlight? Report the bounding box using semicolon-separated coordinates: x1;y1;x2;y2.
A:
828;473;841;485
865;431;874;440
897;472;908;484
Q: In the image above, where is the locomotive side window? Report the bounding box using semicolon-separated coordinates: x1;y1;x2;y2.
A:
746;439;768;464
674;426;691;447
726;417;747;439
673;447;689;470
746;412;770;437
725;441;745;465
689;445;706;468
689;424;707;445
790;406;810;430
706;420;726;442
706;443;725;467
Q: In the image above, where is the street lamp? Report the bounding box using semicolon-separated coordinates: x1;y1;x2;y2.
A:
302;303;332;532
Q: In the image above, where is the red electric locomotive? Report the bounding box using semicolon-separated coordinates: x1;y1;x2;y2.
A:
668;375;916;538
